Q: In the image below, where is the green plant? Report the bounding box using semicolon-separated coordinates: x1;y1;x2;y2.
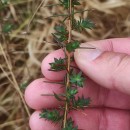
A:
39;0;95;129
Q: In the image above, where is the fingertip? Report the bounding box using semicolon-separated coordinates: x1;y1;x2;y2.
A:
41;49;66;80
29;111;43;130
29;111;60;130
25;78;64;110
25;78;45;110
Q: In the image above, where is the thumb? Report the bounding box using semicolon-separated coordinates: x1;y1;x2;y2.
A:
74;42;130;94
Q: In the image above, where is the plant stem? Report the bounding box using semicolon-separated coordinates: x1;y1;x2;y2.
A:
62;0;72;128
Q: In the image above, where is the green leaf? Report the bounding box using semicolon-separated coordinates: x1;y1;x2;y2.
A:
49;58;66;71
67;88;78;100
1;0;9;4
62;118;78;130
66;41;80;52
73;96;91;108
70;71;85;87
53;25;68;42
2;23;13;33
55;25;67;34
72;18;95;32
53;33;67;42
81;19;95;29
54;92;64;101
40;109;63;122
20;81;28;90
59;0;80;9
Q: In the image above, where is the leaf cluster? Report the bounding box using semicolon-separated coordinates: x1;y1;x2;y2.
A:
72;18;95;32
66;88;78;100
70;71;85;87
52;21;94;52
40;109;63;122
73;96;91;108
66;41;80;52
62;118;78;130
49;58;66;71
53;25;68;42
59;0;80;9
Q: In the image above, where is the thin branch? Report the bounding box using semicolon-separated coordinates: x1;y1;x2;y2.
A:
79;47;96;49
41;93;65;97
44;81;64;85
27;0;46;33
44;14;69;19
63;0;72;128
0;41;30;117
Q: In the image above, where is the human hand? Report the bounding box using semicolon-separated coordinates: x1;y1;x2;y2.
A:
25;38;130;130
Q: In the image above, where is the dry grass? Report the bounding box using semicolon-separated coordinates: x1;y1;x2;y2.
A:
0;0;130;130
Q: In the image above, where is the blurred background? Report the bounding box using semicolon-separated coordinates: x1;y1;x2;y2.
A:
0;0;130;130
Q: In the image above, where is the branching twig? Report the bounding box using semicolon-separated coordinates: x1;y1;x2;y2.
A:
62;0;72;128
40;0;95;129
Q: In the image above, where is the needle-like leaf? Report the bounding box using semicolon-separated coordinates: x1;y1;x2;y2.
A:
40;109;63;122
73;96;91;108
49;58;66;71
53;25;68;42
72;18;95;32
66;41;80;52
59;0;80;9
54;92;65;101
66;88;78;100
62;118;78;130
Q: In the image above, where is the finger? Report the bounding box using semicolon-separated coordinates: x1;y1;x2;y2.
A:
29;109;130;130
29;111;60;130
74;38;130;94
25;78;130;110
41;38;130;81
41;49;66;80
24;78;64;110
78;78;130;109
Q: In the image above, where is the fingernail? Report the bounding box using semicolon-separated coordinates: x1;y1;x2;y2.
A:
76;48;102;61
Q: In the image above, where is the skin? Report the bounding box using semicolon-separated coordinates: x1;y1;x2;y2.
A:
25;38;130;130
